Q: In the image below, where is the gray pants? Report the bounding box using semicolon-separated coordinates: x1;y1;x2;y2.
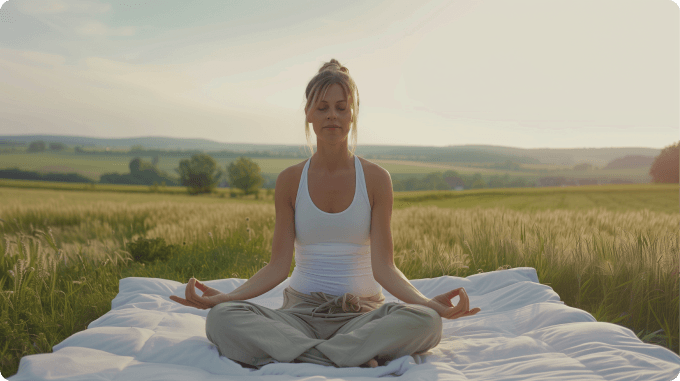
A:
205;286;442;368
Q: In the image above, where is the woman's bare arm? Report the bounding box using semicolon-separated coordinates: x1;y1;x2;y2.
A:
221;168;297;301
369;166;480;319
171;168;297;308
368;167;431;305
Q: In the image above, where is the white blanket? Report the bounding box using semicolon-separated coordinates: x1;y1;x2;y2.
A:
9;267;680;381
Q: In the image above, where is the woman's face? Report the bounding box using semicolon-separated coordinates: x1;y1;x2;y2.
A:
306;83;353;145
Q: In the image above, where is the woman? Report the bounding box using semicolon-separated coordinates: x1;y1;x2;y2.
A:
170;59;480;369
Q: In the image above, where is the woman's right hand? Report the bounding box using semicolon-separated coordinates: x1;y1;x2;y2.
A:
425;287;481;320
169;278;230;310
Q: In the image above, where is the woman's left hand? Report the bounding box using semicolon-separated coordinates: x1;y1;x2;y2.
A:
425;287;481;320
169;278;227;310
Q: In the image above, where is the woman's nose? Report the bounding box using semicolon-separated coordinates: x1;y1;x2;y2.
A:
327;108;336;120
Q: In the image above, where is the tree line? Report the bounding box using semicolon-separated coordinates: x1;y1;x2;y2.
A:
7;141;679;192
99;154;265;196
0;150;265;196
392;171;532;191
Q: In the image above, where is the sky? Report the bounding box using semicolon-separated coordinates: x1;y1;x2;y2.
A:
0;0;677;149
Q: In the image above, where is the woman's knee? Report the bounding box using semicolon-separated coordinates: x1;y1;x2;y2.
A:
205;301;250;335
396;304;442;335
417;305;443;330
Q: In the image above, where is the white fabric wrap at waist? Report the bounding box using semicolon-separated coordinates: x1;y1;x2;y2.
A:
289;243;383;297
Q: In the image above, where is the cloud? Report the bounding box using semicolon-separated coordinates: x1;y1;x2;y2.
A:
75;20;135;36
0;47;305;143
15;0;110;15
11;49;66;67
3;0;133;42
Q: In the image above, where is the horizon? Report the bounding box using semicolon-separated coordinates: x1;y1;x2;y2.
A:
0;133;668;151
0;0;677;149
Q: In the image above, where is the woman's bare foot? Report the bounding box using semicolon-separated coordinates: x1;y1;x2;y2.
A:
365;358;378;368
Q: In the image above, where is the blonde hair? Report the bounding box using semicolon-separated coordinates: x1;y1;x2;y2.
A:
304;59;360;157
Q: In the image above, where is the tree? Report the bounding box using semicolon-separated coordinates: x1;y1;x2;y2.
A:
49;142;66;151
129;157;154;174
176;154;222;194
509;177;529;188
422;172;450;190
488;173;511;188
27;141;46;152
129;157;143;173
228;156;264;196
443;170;464;190
649;141;679;183
573;163;593;171
469;173;486;189
101;157;178;186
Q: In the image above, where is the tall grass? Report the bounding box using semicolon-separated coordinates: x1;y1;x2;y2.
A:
0;230;131;376
1;187;678;377
0;200;279;377
390;206;679;351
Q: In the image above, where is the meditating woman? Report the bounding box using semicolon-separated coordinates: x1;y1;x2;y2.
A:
169;59;480;369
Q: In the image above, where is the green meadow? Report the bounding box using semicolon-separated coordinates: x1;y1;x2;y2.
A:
0;151;651;183
0;183;677;377
394;184;677;213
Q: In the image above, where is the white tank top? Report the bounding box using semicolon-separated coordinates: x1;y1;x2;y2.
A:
289;155;383;297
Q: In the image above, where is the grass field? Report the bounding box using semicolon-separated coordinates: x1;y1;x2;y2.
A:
394;184;678;213
0;151;652;183
0;183;678;377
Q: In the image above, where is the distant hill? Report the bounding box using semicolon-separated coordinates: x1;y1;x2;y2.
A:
0;135;296;153
442;145;661;167
603;155;655;170
0;134;662;166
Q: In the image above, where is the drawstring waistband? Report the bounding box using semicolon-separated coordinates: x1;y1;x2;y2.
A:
281;286;385;317
310;292;363;317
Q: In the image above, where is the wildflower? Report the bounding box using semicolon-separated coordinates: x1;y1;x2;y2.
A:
245;217;250;222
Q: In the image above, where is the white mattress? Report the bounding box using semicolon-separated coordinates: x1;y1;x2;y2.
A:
9;267;680;380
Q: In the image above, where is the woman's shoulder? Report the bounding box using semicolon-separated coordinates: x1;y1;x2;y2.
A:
357;156;391;183
275;159;309;204
357;156;392;207
278;159;308;180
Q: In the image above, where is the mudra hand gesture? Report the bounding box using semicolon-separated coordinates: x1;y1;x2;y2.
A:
425;287;480;319
169;278;227;310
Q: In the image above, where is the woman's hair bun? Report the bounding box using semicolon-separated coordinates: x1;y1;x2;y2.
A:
318;59;349;74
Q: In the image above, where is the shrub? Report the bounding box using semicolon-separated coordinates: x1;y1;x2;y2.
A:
126;237;176;264
27;141;46;152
